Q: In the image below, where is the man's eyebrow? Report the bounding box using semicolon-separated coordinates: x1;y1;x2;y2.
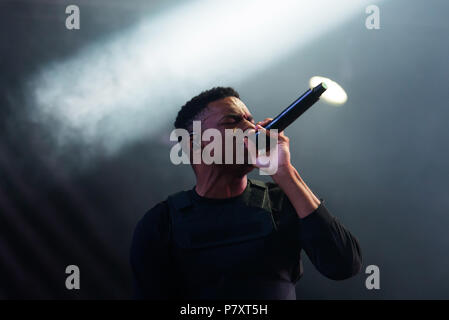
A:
220;113;254;122
219;113;242;121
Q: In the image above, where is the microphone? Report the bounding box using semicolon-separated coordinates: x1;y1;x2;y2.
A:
256;82;327;149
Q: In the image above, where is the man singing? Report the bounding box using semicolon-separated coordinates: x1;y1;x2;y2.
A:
130;87;362;299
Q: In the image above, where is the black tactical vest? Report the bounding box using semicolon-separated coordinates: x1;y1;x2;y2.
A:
166;179;302;299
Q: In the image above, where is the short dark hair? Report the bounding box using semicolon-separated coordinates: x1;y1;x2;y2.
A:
174;86;240;131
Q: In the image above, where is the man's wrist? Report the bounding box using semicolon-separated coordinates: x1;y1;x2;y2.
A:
272;163;321;218
271;163;296;184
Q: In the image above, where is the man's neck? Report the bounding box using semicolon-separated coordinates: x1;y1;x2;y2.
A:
194;167;248;199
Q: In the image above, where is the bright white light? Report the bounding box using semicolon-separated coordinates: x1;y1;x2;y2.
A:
310;76;348;105
29;0;376;155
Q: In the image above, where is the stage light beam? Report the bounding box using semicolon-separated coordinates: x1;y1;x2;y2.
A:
28;0;377;156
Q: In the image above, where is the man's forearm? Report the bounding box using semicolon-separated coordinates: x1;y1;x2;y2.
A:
272;164;321;218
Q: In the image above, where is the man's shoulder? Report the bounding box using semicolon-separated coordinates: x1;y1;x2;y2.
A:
131;200;172;251
145;199;170;215
139;189;192;225
137;199;170;229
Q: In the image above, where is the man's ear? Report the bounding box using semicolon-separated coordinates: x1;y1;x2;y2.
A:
192;140;201;148
190;136;202;151
189;135;202;165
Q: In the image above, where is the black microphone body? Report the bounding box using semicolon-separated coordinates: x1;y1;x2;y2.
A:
256;82;327;149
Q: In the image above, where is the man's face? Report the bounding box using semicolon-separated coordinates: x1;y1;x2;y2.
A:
197;96;256;168
202;96;255;133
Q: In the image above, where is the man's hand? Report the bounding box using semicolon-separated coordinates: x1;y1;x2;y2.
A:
254;118;291;175
244;117;292;177
248;118;321;218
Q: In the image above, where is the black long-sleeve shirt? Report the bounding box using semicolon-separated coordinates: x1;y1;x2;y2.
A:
130;180;362;299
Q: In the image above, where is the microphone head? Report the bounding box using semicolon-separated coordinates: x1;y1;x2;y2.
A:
312;82;328;96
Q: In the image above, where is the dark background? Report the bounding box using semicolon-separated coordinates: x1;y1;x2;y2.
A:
1;0;448;299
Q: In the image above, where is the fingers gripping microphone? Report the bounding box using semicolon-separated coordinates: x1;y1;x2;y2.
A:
263;82;327;132
256;82;327;149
